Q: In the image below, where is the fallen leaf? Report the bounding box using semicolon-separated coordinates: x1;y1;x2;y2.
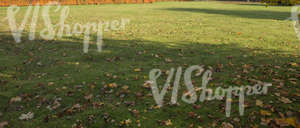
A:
84;94;93;100
131;109;139;117
189;112;197;118
221;122;234;128
48;82;54;86
108;83;118;88
19;112;34;120
122;85;129;90
279;97;292;104
10;96;22;103
290;62;298;67
120;119;132;126
275;118;297;127
260;118;271;126
165;119;172;126
143;81;153;89
260;110;272;116
134;68;141;72
165;58;172;63
256;100;264;107
0;121;8;128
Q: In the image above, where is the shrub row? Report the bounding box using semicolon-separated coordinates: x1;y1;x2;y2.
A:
261;0;300;5
0;0;190;6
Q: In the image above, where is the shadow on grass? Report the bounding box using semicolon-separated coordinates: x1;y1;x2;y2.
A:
0;31;299;127
162;8;290;20
238;3;267;6
0;31;298;106
0;31;298;88
0;31;297;77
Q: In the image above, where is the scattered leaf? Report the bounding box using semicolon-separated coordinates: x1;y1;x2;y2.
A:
0;121;8;128
10;96;22;103
165;119;172;126
279;97;292;104
256;100;264;107
221;122;234;128
19;112;34;120
134;68;141;72
275;118;297;127
260;110;272;116
108;83;118;88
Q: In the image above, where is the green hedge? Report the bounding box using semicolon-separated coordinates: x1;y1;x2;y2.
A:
261;0;300;5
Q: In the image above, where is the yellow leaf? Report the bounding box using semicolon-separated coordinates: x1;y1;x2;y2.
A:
108;83;118;88
260;110;272;116
285;118;297;127
290;62;298;67
165;119;172;126
134;68;141;72
275;118;297;127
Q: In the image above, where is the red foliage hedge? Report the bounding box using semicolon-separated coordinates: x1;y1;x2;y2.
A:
0;0;190;6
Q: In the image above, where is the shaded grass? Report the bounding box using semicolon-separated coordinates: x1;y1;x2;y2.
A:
162;8;290;20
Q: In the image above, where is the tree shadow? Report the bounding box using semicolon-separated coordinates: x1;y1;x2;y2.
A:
162;8;290;20
0;31;299;127
0;31;297;77
238;3;267;6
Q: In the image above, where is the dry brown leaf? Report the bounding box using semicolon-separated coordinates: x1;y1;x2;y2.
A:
256;100;264;107
260;118;271;126
221;122;234;128
108;83;118;88
279;97;292;104
0;121;8;128
48;82;54;86
10;96;22;103
84;94;93;100
165;58;173;63
143;81;153;89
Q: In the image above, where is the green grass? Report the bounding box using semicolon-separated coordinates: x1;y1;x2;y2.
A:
0;1;300;127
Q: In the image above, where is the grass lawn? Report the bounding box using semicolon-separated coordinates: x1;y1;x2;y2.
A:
0;1;300;127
